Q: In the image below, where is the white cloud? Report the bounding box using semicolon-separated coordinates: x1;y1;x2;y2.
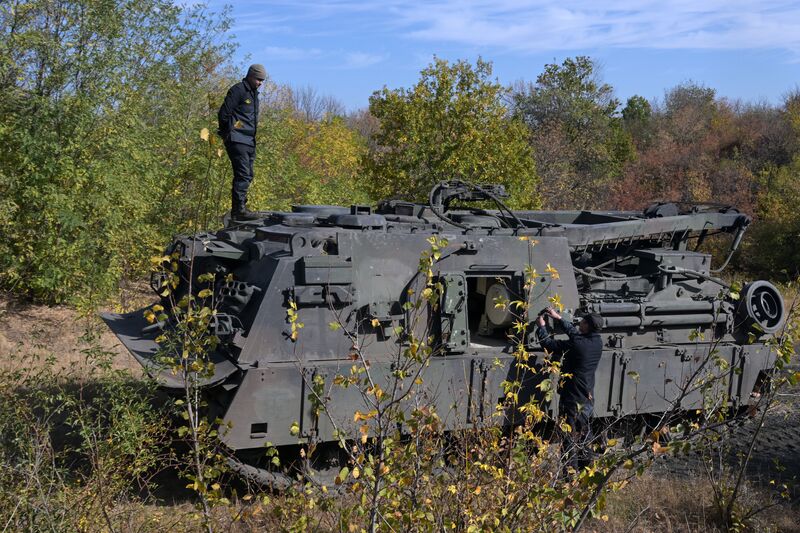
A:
226;9;296;34
237;0;800;54
259;46;386;68
262;46;323;61
341;51;388;69
398;0;800;53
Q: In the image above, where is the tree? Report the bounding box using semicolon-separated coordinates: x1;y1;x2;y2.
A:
622;95;653;149
288;84;346;122
366;58;539;208
0;0;236;303
741;92;800;278
662;82;718;145
614;83;761;213
511;56;633;209
246;91;370;212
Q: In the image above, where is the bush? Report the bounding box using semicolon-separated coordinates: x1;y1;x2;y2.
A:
0;324;169;531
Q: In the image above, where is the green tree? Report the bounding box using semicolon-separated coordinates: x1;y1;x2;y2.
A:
512;56;634;208
247;93;371;211
365;58;539;208
0;0;235;303
741;92;800;278
661;82;718;145
622;95;653;148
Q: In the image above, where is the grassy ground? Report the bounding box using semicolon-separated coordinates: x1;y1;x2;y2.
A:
590;474;800;532
0;293;144;374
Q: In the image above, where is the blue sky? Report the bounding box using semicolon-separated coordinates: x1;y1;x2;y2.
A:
211;0;800;111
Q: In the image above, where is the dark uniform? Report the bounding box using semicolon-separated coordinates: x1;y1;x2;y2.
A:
536;315;603;468
218;78;260;215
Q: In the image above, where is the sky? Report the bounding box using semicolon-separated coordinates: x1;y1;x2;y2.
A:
209;0;800;111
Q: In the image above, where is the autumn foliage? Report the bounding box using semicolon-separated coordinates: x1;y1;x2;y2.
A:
1;4;799;304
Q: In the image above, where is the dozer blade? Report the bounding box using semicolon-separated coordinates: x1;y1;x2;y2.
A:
101;308;239;389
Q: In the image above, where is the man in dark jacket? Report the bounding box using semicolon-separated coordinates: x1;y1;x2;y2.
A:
218;64;266;221
536;307;603;469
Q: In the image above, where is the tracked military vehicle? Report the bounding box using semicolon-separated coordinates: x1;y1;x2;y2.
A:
103;181;785;481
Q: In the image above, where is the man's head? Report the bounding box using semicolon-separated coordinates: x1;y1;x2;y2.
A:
246;64;266;89
578;313;603;335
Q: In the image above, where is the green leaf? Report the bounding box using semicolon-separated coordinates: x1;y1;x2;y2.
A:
335;466;350;485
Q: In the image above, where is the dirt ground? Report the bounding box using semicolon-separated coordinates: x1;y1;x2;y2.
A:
0;292;146;375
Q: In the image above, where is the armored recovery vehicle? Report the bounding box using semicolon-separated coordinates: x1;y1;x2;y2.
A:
103;181;785;482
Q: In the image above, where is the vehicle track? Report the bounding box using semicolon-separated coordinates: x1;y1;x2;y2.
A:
653;386;800;486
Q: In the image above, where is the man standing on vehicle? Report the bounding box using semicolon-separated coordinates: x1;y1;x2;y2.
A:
218;64;266;221
535;307;603;470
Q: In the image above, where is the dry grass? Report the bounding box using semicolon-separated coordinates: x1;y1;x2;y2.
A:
0;291;146;375
587;472;800;533
84;471;800;532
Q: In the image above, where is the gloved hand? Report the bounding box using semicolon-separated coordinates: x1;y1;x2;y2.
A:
546;307;562;320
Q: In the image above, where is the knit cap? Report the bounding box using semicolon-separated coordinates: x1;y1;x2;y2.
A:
247;64;266;80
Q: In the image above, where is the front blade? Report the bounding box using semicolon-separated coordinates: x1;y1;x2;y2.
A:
101;308;239;389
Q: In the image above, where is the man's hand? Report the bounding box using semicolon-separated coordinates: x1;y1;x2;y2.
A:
546;307;562;320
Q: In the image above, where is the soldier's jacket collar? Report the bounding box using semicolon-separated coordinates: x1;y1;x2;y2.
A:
243;78;259;93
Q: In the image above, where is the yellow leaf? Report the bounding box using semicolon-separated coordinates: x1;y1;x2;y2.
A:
545;263;560;280
354;410;378;422
547;293;564;312
652;441;667;456
371;318;380;328
200;127;209;141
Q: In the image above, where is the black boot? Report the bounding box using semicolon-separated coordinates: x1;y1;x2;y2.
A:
231;202;260;221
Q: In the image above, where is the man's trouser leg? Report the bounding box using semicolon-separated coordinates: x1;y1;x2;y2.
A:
561;402;593;472
226;141;255;212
